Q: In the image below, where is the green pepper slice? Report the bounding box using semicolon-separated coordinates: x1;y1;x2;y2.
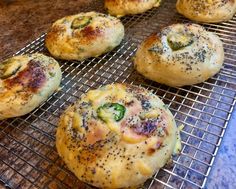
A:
167;33;194;51
97;103;126;122
71;16;92;29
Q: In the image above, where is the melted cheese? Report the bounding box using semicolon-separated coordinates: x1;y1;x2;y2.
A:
72;113;85;134
68;152;74;161
137;160;152;176
86;89;112;105
122;132;146;144
140;109;160;119
107;122;120;134
86;84;129;108
147;137;157;148
154;0;161;7
173;125;184;155
63;114;70;127
207;0;213;4
111;167;120;188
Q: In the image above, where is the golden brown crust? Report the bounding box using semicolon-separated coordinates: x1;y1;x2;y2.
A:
56;83;181;188
45;12;124;61
46;25;66;45
0;53;62;120
134;23;224;87
105;0;161;16
76;26;103;45
142;33;160;49
4;60;46;93
176;0;236;23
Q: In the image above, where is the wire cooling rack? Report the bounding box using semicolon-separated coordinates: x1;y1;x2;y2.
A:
0;0;236;188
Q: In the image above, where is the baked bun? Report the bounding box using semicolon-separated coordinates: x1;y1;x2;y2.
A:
0;53;62;120
176;0;236;23
56;83;181;188
105;0;161;17
134;23;224;87
45;12;124;61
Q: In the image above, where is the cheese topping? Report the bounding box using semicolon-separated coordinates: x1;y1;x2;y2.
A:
56;83;182;188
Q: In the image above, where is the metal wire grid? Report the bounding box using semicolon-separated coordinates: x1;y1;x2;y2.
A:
0;0;236;188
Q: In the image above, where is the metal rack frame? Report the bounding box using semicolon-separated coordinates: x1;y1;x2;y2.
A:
0;0;236;188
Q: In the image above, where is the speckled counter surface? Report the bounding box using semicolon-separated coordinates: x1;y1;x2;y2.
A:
0;1;236;189
206;108;236;189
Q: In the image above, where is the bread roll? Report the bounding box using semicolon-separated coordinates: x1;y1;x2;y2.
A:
134;23;224;87
45;12;124;61
0;53;62;120
56;83;181;188
105;0;161;17
176;0;236;23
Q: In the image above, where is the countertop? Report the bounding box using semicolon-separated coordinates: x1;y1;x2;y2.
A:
0;1;235;189
206;109;236;189
0;0;92;60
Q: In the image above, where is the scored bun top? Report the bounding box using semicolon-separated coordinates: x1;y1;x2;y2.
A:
0;53;62;119
45;12;124;60
176;0;236;23
1;54;46;92
134;23;224;87
56;83;181;188
105;0;161;17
